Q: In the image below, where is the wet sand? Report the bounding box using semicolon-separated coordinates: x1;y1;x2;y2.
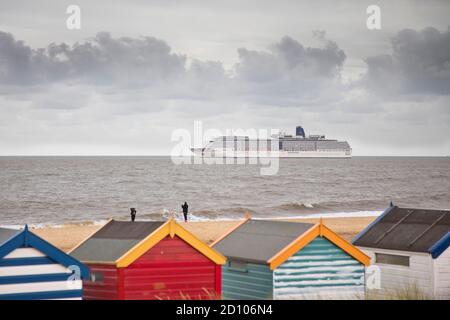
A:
31;216;376;252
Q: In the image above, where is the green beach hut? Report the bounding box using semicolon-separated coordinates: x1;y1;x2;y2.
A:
212;217;370;300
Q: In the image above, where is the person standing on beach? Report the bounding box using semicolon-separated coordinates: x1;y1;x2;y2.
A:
181;202;189;222
130;208;137;222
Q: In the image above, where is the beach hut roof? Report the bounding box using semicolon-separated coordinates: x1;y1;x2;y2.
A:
70;221;164;264
212;218;370;269
213;220;314;263
70;219;226;267
353;206;450;258
0;225;90;279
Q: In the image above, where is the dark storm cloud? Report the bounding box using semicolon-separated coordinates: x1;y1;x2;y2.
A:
364;26;450;95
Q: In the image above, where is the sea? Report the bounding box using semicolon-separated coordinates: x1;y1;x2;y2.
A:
0;156;449;227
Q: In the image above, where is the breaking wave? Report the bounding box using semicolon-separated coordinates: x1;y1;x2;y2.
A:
276;202;316;211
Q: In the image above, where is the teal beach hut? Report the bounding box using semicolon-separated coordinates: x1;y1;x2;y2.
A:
0;225;90;300
212;218;370;300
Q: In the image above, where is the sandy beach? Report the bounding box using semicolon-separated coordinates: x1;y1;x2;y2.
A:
31;216;376;252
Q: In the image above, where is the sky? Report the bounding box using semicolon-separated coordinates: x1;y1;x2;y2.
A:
0;0;449;156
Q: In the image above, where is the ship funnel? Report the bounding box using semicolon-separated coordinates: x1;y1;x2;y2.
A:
296;126;305;138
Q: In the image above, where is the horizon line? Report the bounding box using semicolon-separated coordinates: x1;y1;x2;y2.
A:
0;155;448;158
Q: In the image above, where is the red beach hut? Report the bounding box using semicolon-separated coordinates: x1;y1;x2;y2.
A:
70;219;225;300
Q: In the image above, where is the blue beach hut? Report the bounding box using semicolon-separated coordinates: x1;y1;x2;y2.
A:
0;225;90;300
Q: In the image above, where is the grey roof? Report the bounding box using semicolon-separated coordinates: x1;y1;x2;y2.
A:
213;219;315;263
353;206;450;253
71;220;165;263
0;227;21;246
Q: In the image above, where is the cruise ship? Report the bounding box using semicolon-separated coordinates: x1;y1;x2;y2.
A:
191;126;352;158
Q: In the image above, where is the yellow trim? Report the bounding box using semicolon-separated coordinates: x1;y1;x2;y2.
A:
268;224;320;270
210;215;251;247
319;217;324;236
173;223;226;265
268;220;371;270
169;219;176;238
68;219;113;254
115;218;226;268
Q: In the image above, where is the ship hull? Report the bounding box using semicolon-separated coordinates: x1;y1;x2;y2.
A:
190;149;351;158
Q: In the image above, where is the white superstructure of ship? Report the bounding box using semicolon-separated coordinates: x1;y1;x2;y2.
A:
191;126;352;158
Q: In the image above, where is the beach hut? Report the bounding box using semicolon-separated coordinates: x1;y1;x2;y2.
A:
212;218;370;300
0;225;90;300
70;218;226;300
353;205;450;299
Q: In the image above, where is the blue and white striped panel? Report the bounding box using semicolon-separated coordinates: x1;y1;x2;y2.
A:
0;247;83;300
273;237;365;300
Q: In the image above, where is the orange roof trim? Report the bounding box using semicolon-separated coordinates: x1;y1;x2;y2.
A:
268;220;370;270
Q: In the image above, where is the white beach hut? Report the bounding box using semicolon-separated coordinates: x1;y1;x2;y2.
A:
353;205;450;299
0;225;90;300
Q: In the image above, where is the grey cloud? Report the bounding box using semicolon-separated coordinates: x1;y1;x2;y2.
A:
0;31;347;109
0;31;187;86
189;59;226;81
364;26;450;95
0;31;36;85
232;36;346;107
235;36;345;82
